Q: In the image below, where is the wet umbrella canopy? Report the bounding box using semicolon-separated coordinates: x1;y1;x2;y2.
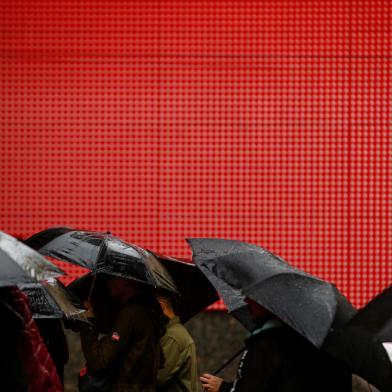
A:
67;252;219;324
0;231;64;287
324;285;392;391
25;227;110;270
21;284;64;319
41;279;88;322
193;261;255;330
18;279;90;324
187;238;356;348
26;227;179;294
146;253;219;322
243;274;356;346
0;251;37;288
0;232;86;321
21;279;89;323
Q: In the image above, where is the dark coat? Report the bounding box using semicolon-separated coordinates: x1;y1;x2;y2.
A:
220;323;352;392
80;295;162;392
35;318;69;384
0;287;62;392
0;294;29;392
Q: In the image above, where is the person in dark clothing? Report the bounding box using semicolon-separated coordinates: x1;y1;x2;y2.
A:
80;275;167;392
0;286;62;392
35;318;69;385
200;298;352;392
0;288;29;392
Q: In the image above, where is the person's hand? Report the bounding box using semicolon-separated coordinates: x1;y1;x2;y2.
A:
200;373;224;392
83;298;95;318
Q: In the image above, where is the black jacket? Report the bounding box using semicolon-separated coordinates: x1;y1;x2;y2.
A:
220;323;351;392
80;295;163;391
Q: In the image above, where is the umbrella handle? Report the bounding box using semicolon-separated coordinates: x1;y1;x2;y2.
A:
213;347;246;376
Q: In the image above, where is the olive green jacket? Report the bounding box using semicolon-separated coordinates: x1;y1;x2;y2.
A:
157;317;198;392
81;297;161;392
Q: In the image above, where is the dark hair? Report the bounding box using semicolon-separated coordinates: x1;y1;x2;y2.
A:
156;289;181;315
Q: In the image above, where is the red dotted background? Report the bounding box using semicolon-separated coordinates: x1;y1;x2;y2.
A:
1;0;391;309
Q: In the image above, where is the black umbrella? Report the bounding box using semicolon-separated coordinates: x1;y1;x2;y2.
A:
25;227;107;270
20;279;89;323
187;238;356;348
25;227;179;294
149;253;219;322
67;252;220;324
192;259;255;330
0;231;64;287
324;286;392;391
21;283;63;319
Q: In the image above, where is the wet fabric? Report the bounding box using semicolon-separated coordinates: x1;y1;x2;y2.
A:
26;227;178;294
187;238;356;347
20;279;88;322
0;231;63;286
191;258;255;330
20;284;64;318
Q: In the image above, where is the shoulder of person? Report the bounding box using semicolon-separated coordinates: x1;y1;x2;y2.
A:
248;325;293;350
249;325;316;361
163;322;195;349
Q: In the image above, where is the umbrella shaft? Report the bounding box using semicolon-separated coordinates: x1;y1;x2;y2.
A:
213;347;246;376
87;274;97;300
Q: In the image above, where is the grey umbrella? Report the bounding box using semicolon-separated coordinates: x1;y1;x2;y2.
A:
0;231;64;287
194;260;255;330
0;232;87;321
187;238;356;348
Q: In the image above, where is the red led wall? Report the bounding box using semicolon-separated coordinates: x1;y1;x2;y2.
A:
1;1;391;309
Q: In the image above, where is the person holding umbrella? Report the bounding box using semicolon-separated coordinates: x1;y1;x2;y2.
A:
189;238;353;392
0;286;31;392
0;231;66;392
200;297;351;392
80;275;168;392
156;292;198;392
25;228;183;391
0;286;63;392
25;228;225;391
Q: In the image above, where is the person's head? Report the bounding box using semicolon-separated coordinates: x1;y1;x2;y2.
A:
156;290;180;319
106;276;140;303
157;294;177;319
245;297;272;323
